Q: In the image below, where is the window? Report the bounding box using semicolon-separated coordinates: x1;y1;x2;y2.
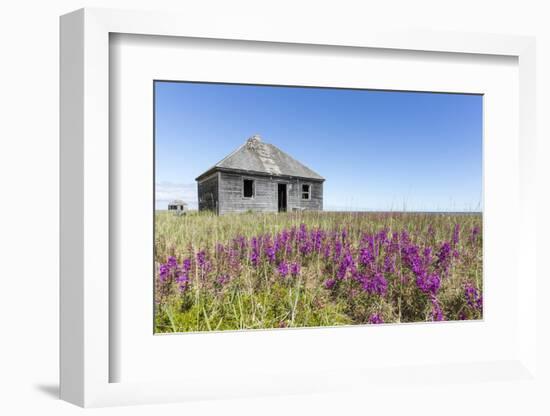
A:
243;179;255;198
302;184;311;200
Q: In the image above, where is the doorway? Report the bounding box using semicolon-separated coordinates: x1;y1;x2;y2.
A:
278;183;287;212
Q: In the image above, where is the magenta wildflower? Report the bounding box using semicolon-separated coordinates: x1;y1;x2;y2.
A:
333;240;343;261
277;261;289;278
159;263;170;282
290;262;301;277
368;313;384;324
176;274;190;292
416;272;441;296
362;272;388;296
167;256;177;268
464;282;482;310
250;237;260;267
196;251;206;268
322;242;331;259
264;243;276;263
324;278;336;290
436;242;452;274
182;258;192;272
430;296;444;321
383;254;395;273
359;247;374;267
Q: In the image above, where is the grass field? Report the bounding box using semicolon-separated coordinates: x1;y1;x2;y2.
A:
154;210;482;333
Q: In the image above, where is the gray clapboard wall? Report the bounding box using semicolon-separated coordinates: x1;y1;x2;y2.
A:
197;173;219;213
216;172;323;214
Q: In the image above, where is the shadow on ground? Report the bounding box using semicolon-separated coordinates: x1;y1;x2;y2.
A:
35;383;59;399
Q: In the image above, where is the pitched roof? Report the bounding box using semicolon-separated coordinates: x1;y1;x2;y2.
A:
168;200;188;205
196;135;324;181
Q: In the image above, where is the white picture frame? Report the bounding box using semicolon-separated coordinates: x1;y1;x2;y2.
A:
60;8;538;408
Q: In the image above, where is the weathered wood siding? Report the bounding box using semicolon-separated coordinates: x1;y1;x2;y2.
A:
218;171;323;214
288;179;323;211
197;173;219;213
218;172;274;214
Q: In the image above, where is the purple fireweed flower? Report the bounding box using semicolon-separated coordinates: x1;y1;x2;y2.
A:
359;247;374;267
299;240;313;255
196;250;211;275
311;229;324;253
273;233;282;254
430;296;444;321
422;247;433;267
383;254;395;273
416;272;441;296
278;230;290;255
362;272;388;296
333;240;343;261
167;256;178;269
176;273;189;292
324;278;336;290
322;242;331;259
389;232;400;253
337;252;356;280
368;313;384;324
436;242;452;274
265;246;276;263
464;282;483;310
250;237;260;267
196;251;206;268
159;263;170;282
290;262;301;277
376;228;389;246
263;236;276;263
281;229;290;244
402;243;425;277
277;261;289;278
182;258;191;272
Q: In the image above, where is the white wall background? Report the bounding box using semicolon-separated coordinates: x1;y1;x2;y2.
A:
0;1;548;415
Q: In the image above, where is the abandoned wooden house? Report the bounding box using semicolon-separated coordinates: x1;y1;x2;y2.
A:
195;135;324;215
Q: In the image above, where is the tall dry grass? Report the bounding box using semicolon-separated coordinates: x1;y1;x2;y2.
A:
154;210;482;332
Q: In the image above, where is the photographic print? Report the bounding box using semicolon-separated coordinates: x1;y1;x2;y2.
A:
154;81;483;333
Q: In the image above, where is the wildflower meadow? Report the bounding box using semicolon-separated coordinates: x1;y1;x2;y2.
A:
154;211;482;332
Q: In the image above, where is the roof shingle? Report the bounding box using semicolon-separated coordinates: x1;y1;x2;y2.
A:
196;135;324;181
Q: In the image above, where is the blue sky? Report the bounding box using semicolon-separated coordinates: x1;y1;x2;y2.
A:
155;81;482;212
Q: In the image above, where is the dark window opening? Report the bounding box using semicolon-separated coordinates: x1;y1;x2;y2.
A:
302;184;311;200
243;179;255;198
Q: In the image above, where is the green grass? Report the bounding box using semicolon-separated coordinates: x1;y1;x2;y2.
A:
154;210;482;333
